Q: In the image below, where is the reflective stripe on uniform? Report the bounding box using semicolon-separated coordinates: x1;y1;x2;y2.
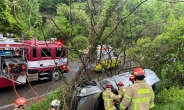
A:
105;107;116;110
110;94;114;98
137;89;150;94
120;103;126;109
103;92;107;95
124;93;132;99
132;97;151;110
150;93;155;108
103;92;116;110
103;98;114;101
117;95;121;99
150;102;155;108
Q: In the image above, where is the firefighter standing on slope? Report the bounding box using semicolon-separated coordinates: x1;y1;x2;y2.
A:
120;67;155;110
14;97;28;110
103;82;122;110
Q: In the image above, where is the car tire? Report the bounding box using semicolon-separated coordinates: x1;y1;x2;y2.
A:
50;71;60;81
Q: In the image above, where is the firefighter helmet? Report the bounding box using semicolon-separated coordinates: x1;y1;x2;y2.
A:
106;82;112;88
117;81;124;86
51;99;61;107
133;67;145;76
14;97;27;108
129;75;135;83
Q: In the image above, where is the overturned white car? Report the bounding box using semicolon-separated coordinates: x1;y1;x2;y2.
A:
71;69;161;110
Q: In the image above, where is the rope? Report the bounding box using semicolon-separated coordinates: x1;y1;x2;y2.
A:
23;72;43;99
23;72;48;110
11;74;20;98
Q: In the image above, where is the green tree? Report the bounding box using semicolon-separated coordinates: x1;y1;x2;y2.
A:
8;0;42;39
0;0;22;35
53;3;89;42
127;16;184;87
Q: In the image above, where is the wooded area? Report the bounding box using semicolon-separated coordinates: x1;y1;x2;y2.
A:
1;0;184;109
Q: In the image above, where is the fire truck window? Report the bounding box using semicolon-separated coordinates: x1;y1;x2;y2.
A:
56;48;66;57
41;48;51;57
32;48;37;58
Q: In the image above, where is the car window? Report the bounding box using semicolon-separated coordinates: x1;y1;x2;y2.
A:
56;48;66;57
32;47;37;58
41;48;51;57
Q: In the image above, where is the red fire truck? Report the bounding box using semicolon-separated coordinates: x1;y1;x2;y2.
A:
24;38;69;82
0;34;69;88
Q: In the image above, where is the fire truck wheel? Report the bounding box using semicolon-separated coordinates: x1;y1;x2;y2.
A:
51;72;60;81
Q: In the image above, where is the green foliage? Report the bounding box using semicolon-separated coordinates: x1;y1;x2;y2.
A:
28;89;60;110
72;36;88;50
153;87;184;110
54;3;89;42
67;36;88;61
7;0;42;39
28;86;75;110
0;0;22;35
39;0;73;14
127;17;184;87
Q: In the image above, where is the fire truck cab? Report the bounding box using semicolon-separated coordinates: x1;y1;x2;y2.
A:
24;38;69;81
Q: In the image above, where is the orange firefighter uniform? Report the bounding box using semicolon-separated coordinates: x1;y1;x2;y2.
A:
103;83;122;110
120;67;155;110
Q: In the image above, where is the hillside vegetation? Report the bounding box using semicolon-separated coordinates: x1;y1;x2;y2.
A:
1;0;184;109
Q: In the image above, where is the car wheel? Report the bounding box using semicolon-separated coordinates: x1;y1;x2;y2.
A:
51;71;60;81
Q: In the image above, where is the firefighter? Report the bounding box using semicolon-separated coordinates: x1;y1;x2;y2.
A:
14;97;28;110
117;82;126;96
120;67;155;110
49;99;61;110
103;82;122;110
129;75;135;84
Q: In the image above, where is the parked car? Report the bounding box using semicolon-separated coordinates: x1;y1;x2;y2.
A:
77;45;121;72
71;69;161;110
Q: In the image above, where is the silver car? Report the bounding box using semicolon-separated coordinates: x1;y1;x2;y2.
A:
71;69;161;110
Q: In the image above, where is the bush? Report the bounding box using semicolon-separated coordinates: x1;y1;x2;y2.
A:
153;87;184;110
28;85;75;110
28;87;62;110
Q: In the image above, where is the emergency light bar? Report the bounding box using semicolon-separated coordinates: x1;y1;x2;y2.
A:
56;40;63;46
51;38;57;41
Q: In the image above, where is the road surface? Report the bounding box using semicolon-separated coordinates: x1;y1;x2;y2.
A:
0;62;81;110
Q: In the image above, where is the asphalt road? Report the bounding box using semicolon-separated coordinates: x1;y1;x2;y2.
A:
0;62;81;110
